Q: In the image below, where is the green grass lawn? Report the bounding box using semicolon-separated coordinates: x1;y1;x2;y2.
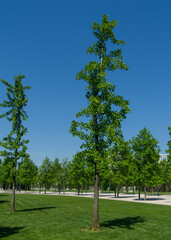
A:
0;193;171;240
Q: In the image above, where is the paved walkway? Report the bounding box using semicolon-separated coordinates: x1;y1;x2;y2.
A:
1;190;171;206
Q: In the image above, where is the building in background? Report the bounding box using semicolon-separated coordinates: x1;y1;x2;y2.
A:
159;154;168;161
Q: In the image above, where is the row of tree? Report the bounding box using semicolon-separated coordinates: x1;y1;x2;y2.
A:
1;127;171;198
0;14;170;229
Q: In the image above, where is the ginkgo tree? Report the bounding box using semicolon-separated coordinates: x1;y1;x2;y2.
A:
0;74;30;212
70;14;130;229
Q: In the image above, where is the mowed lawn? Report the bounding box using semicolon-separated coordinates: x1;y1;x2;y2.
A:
0;193;171;240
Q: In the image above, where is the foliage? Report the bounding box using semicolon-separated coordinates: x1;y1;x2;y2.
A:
38;157;53;191
131;127;161;188
18;156;38;190
0;74;30;211
70;14;130;228
0;75;30;161
166;126;171;162
0;158;13;189
108;139;134;187
51;157;62;190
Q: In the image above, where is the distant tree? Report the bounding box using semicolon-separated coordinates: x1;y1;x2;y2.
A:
131;128;161;200
70;14;130;229
60;158;70;194
166;127;171;162
70;151;90;194
160;159;171;191
0;158;13;190
0;75;30;212
18;156;38;192
38;157;53;194
161;127;171;190
52;158;62;192
107;139;134;197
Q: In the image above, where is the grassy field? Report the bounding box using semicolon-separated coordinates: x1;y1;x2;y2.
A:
0;193;171;240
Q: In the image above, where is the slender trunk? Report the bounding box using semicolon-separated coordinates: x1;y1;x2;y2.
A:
11;161;16;213
81;185;83;195
86;182;88;193
157;186;160;196
117;184;119;198
133;185;134;195
114;184;116;198
109;180;111;194
59;183;61;194
44;185;46;194
78;184;80;195
144;186;146;200
91;164;100;229
25;184;26;193
152;187;154;195
138;185;141;199
63;182;65;194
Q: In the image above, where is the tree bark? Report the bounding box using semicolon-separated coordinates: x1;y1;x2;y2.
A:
117;184;119;198
114;184;117;198
109;180;111;194
138;185;141;199
78;184;80;195
11;162;16;213
144;186;147;200
86;182;88;193
63;182;65;194
91;164;100;229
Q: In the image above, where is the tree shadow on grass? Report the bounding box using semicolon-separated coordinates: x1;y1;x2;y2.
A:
101;216;145;230
17;207;56;212
0;200;9;204
0;226;25;239
134;198;165;201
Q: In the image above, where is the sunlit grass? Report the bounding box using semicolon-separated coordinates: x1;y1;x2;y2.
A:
0;193;171;239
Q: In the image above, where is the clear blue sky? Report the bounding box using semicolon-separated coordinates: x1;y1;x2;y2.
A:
0;0;170;166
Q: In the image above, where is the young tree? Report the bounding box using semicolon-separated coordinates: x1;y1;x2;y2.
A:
108;139;134;197
60;158;70;194
70;14;130;229
0;157;13;190
131;128;161;200
52;157;62;192
18;156;38;192
0;75;30;212
166;127;171;162
38;157;53;194
161;127;171;190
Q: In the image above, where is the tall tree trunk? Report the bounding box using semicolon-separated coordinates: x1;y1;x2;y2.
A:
59;183;61;194
109;179;111;194
63;182;65;194
11;161;16;213
157;186;160;196
117;184;119;198
114;183;116;198
78;184;80;195
91;164;100;229
138;185;141;199
86;182;88;193
144;186;147;200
